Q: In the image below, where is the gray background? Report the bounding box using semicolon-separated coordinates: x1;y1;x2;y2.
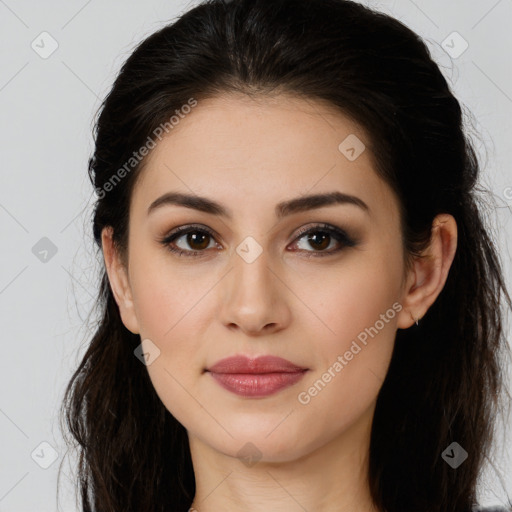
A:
0;0;511;510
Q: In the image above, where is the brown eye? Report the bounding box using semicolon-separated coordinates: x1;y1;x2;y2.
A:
290;223;357;258
160;225;218;257
179;231;212;251
299;231;332;251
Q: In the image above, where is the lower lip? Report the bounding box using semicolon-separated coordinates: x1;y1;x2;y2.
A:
208;371;307;397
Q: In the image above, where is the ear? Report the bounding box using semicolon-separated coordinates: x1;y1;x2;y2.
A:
397;214;458;329
101;226;140;335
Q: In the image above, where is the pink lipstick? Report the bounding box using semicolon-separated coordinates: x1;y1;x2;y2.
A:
205;355;308;397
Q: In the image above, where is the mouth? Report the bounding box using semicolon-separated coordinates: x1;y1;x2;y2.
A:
205;354;309;398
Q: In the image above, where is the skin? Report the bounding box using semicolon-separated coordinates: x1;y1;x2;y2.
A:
101;93;457;512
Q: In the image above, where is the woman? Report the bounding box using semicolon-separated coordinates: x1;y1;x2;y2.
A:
59;0;512;510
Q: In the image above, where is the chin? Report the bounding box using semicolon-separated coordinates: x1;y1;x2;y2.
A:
204;425;314;465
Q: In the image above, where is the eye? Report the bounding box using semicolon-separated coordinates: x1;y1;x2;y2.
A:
159;224;219;258
290;223;357;258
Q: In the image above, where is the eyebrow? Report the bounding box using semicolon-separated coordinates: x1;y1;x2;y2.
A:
147;190;370;219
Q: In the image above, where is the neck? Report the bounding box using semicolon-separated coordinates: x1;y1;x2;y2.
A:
187;403;382;512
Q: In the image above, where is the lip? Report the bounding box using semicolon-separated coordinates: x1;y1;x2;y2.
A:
206;355;308;374
205;355;309;398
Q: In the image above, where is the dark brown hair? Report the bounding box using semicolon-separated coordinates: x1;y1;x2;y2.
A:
59;0;512;510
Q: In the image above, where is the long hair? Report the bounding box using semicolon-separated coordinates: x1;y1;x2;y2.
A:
59;1;512;510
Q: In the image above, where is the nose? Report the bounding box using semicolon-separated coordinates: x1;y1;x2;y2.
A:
218;246;292;336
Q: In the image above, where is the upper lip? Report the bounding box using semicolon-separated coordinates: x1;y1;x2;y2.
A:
206;355;308;374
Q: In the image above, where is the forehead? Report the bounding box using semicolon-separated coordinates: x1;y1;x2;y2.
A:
130;93;399;226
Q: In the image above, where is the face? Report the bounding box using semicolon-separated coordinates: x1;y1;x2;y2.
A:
104;93;419;463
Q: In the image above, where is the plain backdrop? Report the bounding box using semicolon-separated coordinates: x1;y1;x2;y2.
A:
0;0;511;510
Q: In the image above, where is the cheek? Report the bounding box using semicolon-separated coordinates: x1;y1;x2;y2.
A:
130;249;207;339
294;285;398;449
298;251;403;349
132;273;207;371
131;281;206;429
294;251;401;407
128;256;213;425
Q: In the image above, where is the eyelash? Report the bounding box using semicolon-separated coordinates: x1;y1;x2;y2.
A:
158;223;357;259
